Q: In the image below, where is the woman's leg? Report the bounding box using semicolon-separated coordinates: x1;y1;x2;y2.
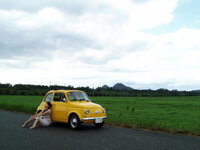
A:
39;118;51;126
22;115;37;127
30;118;40;129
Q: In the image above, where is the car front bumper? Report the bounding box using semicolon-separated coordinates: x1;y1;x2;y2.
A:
82;116;107;121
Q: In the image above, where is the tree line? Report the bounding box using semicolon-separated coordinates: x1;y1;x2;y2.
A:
0;83;200;97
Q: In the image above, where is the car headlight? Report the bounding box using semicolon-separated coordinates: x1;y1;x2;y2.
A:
84;109;90;114
103;108;106;114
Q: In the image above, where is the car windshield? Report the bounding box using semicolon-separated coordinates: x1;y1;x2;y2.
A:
68;92;90;101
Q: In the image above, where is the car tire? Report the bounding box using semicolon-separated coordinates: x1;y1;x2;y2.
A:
94;121;105;128
69;114;81;129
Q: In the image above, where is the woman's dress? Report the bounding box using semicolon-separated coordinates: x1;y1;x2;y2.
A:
36;109;51;126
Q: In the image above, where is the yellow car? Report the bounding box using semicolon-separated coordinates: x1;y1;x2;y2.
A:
37;90;107;129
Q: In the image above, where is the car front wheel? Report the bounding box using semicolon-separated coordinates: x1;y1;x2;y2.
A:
69;114;81;129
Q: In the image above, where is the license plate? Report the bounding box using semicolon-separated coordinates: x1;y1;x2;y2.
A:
95;118;102;123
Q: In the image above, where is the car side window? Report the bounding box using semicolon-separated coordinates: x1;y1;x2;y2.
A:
44;93;53;102
53;93;66;102
68;93;75;101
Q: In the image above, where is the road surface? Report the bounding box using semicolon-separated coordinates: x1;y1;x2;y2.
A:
0;110;200;150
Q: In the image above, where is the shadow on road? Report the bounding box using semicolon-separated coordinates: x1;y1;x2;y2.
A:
50;122;105;131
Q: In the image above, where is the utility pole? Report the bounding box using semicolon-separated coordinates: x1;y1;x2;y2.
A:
93;84;95;96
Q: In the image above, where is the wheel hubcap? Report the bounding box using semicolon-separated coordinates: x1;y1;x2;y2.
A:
71;117;77;128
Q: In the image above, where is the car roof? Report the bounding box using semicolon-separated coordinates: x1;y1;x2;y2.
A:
48;90;84;93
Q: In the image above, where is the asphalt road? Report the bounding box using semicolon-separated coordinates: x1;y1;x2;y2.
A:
0;110;200;150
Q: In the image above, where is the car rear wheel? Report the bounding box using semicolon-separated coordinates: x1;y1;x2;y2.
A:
69;114;81;129
94;121;104;128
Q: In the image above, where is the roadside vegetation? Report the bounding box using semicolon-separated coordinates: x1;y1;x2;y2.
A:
0;95;200;135
1;83;200;97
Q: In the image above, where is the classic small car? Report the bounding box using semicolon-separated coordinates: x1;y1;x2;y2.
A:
37;90;107;129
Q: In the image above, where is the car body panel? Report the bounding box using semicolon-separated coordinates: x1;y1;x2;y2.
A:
37;90;107;124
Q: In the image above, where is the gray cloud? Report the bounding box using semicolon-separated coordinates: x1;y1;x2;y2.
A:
0;0;108;61
54;32;101;50
0;0;129;62
0;23;101;60
0;29;53;58
76;51;120;65
0;0;110;16
120;41;150;52
75;40;149;65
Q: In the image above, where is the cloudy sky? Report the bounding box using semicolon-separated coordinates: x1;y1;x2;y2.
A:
0;0;200;90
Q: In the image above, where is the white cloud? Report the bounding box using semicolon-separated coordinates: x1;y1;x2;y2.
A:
104;27;200;89
1;0;200;90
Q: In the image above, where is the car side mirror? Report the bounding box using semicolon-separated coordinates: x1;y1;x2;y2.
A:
63;98;66;102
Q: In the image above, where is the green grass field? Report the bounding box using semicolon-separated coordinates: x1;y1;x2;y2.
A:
0;95;200;135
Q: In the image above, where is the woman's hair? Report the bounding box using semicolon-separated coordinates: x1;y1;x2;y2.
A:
46;102;52;110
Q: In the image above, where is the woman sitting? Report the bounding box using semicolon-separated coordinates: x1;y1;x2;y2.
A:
22;102;52;129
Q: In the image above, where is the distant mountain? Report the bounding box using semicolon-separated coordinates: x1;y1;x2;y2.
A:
102;85;110;89
113;83;133;91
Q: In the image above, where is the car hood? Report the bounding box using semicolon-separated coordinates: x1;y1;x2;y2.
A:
69;101;102;109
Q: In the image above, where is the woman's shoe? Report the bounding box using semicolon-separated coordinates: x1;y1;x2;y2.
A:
22;123;27;128
30;126;35;129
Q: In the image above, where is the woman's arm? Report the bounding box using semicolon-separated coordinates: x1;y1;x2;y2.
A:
37;109;51;116
35;109;45;116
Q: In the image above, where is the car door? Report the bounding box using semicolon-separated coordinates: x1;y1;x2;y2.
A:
51;92;68;122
